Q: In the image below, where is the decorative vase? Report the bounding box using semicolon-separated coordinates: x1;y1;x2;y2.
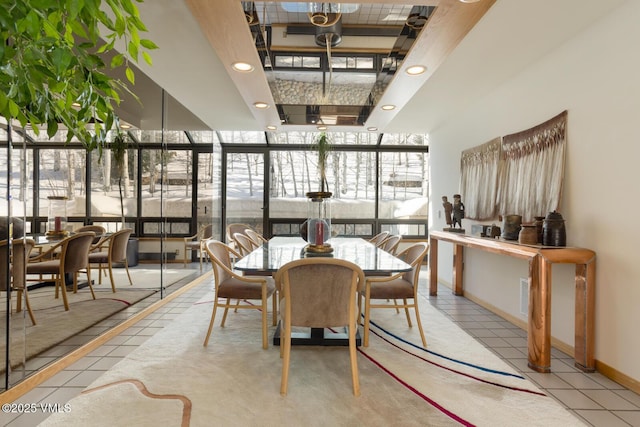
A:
501;214;522;240
304;191;333;254
534;216;545;244
542;211;566;246
518;224;538;245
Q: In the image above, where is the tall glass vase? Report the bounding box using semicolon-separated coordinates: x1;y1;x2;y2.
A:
305;191;333;254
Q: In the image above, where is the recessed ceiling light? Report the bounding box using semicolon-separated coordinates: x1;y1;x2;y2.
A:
71;102;81;107
232;62;254;72
120;124;131;129
459;0;481;3
317;125;327;131
367;127;378;132
381;104;396;111
266;125;277;131
406;65;426;75
253;102;269;109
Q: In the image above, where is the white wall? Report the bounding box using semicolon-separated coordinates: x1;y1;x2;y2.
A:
429;1;640;383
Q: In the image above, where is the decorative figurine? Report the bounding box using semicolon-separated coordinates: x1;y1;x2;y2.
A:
442;196;453;227
452;194;465;229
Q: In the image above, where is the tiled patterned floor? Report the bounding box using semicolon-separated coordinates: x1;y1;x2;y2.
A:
2;267;640;426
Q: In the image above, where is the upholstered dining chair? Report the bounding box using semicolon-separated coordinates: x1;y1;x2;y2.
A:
76;224;106;243
232;232;258;257
381;234;402;255
0;238;37;325
87;228;134;293
275;257;365;396
203;240;276;349
359;242;429;348
245;228;267;247
26;232;96;311
183;224;213;269
368;231;390;247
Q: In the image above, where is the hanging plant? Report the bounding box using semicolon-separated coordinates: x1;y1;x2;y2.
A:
110;119;131;228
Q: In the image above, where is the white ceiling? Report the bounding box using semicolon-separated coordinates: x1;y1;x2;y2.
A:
119;0;626;134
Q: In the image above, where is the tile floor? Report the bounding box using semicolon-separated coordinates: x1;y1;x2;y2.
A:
2;267;640;426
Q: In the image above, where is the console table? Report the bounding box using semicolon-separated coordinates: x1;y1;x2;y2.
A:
429;230;596;373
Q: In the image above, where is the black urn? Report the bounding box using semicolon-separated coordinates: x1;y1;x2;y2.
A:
542;211;566;246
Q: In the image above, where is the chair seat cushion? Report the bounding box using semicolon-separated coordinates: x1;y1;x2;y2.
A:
185;241;201;249
88;252;109;263
363;277;414;300
26;260;60;275
218;276;275;300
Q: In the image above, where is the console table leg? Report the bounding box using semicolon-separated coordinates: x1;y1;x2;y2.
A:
429;237;439;296
528;256;552;373
574;261;596;372
452;244;464;296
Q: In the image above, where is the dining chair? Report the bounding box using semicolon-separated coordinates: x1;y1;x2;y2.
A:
203;240;276;349
183;224;213;268
368;231;390;247
245;228;267;246
275;257;365;396
232;232;257;257
359;242;429;348
76;225;106;243
87;228;134;293
381;234;402;255
0;238;37;325
26;231;97;311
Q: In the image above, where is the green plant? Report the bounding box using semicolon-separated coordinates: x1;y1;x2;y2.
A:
0;0;158;155
314;132;331;192
111;118;131;227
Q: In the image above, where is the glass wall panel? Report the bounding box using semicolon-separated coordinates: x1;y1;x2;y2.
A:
378;152;429;229
90;148;139;222
38;149;87;233
225;152;264;235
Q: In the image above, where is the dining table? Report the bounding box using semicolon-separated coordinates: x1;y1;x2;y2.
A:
234;235;412;346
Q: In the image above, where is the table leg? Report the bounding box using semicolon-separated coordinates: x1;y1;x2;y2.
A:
429;237;438;296
574;261;596;372
528;255;551;373
452;244;464;296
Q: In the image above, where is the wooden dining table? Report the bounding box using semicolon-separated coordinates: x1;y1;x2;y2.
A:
234;235;412;346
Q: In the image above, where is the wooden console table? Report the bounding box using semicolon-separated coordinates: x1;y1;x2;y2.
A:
429;230;596;373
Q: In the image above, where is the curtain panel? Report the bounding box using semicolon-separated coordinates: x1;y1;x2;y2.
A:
497;110;567;222
459;137;502;220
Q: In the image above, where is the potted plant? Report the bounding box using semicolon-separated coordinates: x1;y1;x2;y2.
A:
304;132;333;254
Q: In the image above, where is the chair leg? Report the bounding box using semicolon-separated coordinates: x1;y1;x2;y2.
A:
349;324;360;397
262;293;268;349
87;277;96;300
280;319;291;396
58;276;70;311
203;300;219;347
124;258;133;286
363;288;371;347
16;290;37;326
413;300;427;348
403;298;412;326
221;298;231;327
107;262;117;293
272;291;278;327
184;244;188;268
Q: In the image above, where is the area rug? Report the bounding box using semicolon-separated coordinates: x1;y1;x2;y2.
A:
0;267;202;372
40;289;583;426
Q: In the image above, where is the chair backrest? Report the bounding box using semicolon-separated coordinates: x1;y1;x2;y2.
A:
204;240;235;288
245;228;267;246
382;234;402;254
226;223;251;244
0;238;35;292
60;232;96;274
369;231;390;247
108;228;133;262
233;232;257;256
10;238;35;291
76;225;106;236
201;224;214;240
397;242;429;286
275;258;365;328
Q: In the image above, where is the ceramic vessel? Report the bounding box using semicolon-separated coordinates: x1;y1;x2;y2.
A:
534;216;545;244
501;214;522;240
542;211;566;246
518;224;538;245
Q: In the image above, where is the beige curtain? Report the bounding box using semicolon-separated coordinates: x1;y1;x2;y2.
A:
497;111;567;222
459;137;502;220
